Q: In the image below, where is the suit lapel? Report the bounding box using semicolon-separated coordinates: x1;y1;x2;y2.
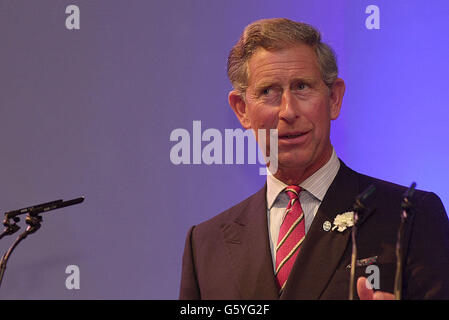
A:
281;161;361;299
221;185;279;299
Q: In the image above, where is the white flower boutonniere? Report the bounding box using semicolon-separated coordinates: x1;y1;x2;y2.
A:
332;211;355;232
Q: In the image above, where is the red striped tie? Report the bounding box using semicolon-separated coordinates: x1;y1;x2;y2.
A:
275;185;305;292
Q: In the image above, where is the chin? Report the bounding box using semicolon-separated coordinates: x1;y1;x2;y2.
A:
277;154;312;170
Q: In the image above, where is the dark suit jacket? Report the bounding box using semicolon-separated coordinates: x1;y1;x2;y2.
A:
179;161;449;299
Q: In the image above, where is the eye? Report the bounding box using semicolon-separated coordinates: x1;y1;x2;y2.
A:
261;87;271;95
256;85;281;102
296;83;308;90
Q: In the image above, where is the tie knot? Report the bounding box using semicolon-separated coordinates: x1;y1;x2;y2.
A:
285;185;301;200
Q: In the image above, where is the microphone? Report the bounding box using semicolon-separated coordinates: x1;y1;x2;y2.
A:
2;198;84;240
349;184;376;300
353;184;376;213
394;182;417;300
27;197;84;217
401;182;416;211
4;199;63;219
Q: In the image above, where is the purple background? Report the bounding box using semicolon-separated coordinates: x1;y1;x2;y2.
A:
0;0;448;299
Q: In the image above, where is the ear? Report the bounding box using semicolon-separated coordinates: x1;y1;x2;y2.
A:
228;90;251;129
329;78;345;120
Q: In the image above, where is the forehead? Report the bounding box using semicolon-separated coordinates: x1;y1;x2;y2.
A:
247;44;321;85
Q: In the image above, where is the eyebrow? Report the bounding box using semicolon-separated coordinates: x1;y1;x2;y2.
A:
254;77;317;88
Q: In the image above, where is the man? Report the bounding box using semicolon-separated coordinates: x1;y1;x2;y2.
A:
179;18;449;299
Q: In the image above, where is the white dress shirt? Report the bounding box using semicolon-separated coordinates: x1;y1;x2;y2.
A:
266;148;340;269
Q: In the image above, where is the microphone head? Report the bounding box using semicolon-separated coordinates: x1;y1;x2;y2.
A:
358;184;376;202
401;182;417;211
403;182;417;199
353;184;376;213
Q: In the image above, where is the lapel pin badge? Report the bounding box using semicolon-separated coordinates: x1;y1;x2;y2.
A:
323;220;332;232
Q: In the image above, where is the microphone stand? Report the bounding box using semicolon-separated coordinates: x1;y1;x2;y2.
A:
349;185;376;300
393;182;416;300
0;197;84;289
348;212;359;300
0;214;42;288
0;216;21;241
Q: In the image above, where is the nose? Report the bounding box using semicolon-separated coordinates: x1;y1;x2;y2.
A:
278;90;299;123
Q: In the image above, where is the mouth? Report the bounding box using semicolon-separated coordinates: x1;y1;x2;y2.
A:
278;131;310;145
279;132;308;139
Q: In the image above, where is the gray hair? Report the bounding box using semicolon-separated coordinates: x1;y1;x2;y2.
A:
227;18;338;94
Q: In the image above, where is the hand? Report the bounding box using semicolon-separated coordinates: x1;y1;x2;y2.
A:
357;276;395;300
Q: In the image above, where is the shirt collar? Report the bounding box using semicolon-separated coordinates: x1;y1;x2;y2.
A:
266;148;340;209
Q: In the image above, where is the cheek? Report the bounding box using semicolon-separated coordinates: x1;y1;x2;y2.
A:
249;107;279;129
309;101;331;130
249;112;278;147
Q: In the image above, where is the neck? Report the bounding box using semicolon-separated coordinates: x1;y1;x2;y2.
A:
272;147;333;185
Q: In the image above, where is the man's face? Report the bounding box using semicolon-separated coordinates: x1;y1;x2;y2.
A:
229;44;345;182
